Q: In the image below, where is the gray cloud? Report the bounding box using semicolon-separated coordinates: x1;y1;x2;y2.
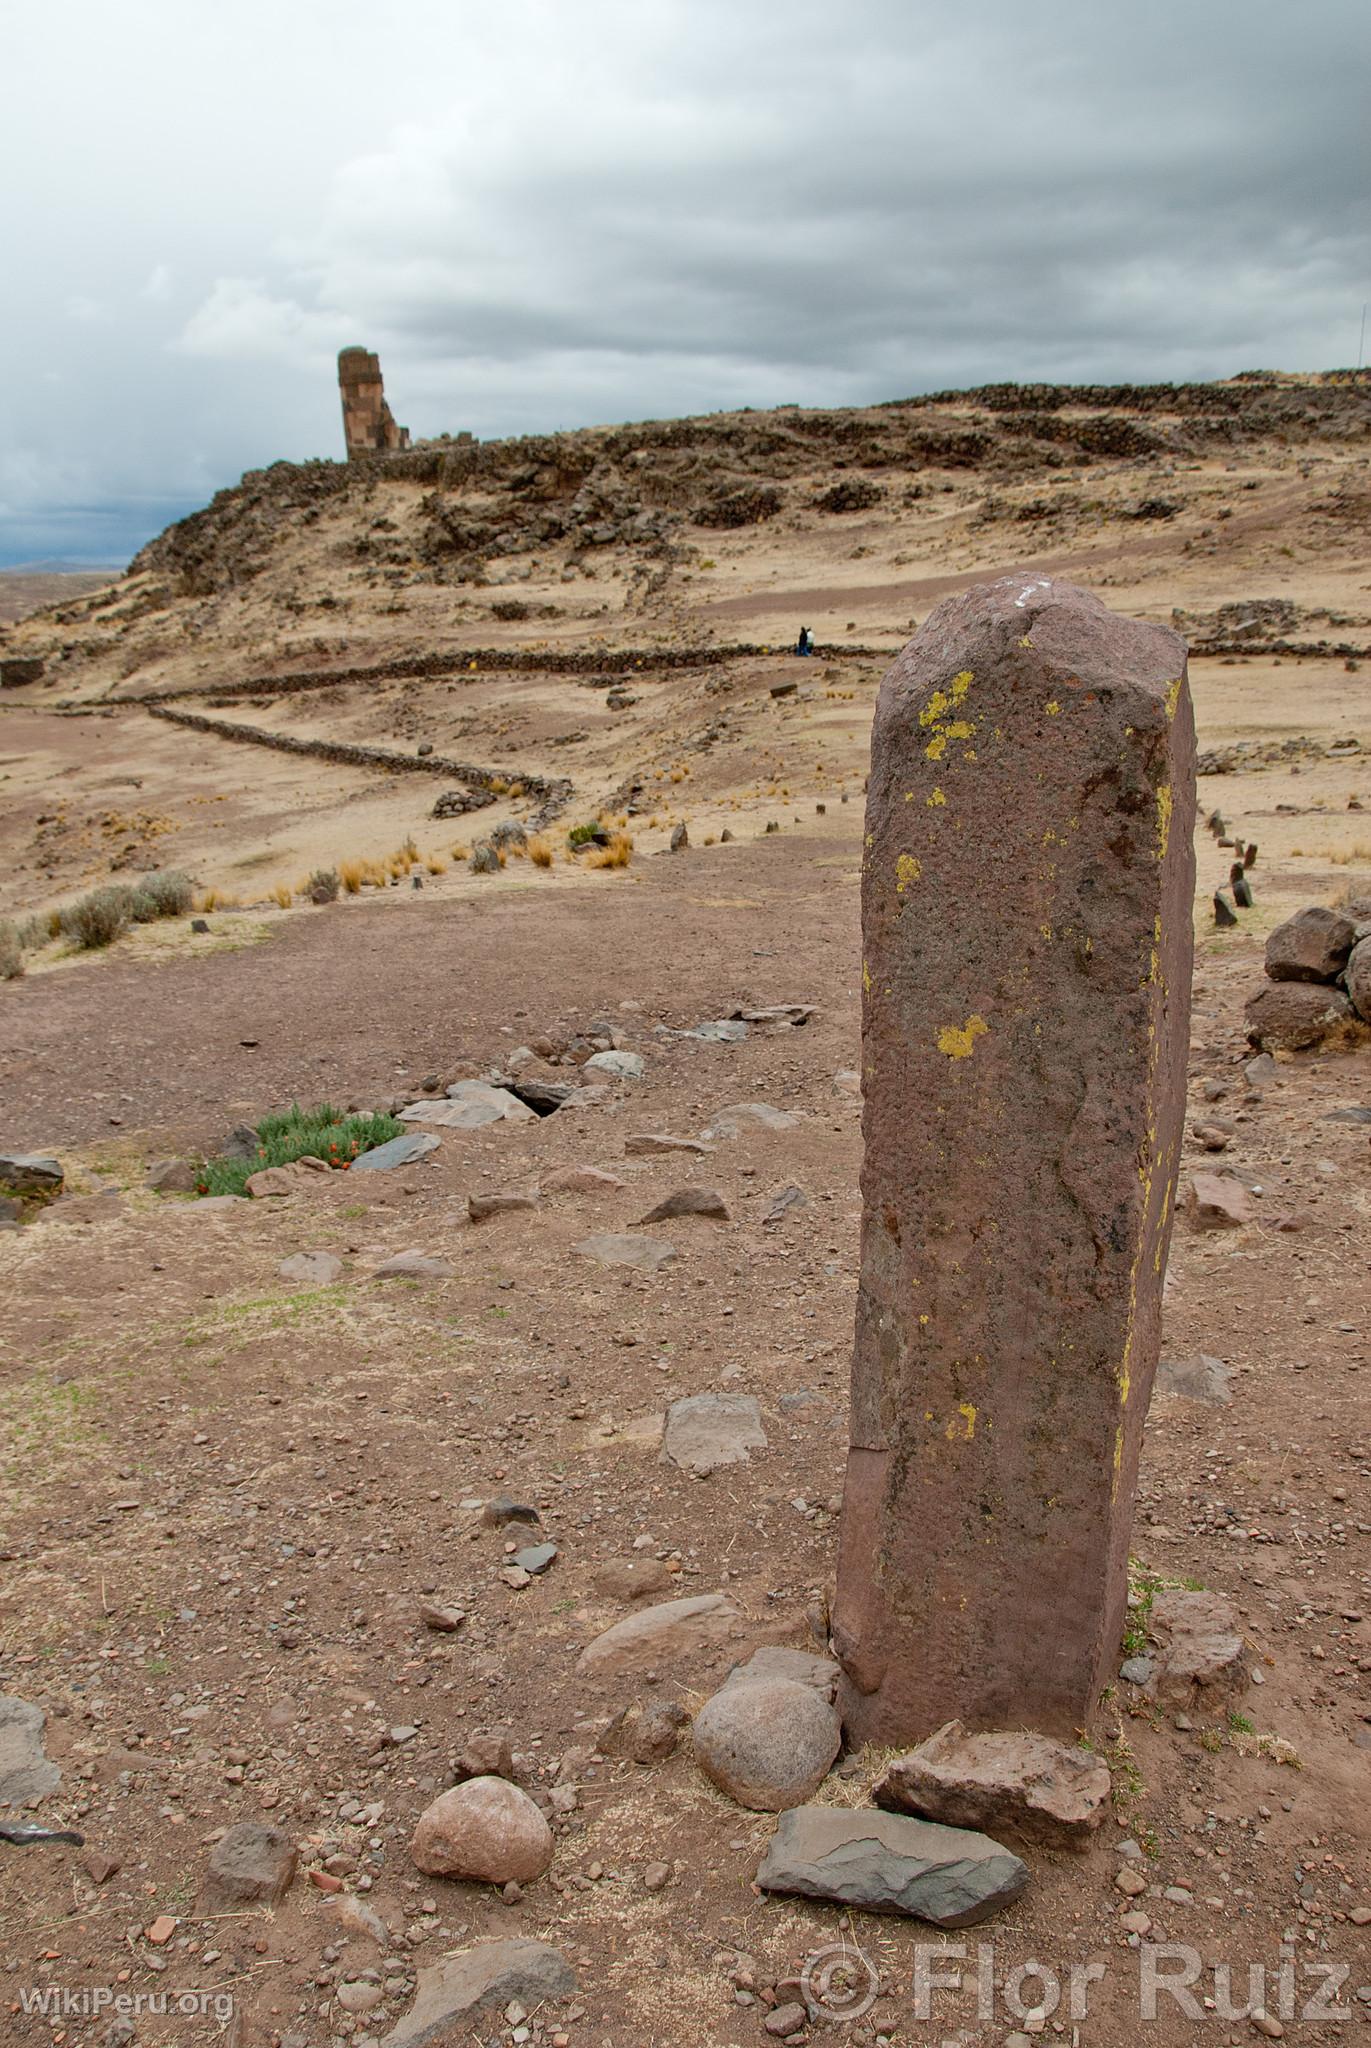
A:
4;0;1368;563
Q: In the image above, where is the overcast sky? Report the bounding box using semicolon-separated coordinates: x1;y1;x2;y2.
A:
5;0;1368;565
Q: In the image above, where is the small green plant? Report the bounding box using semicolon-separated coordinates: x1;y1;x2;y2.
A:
566;820;607;849
1227;1711;1255;1735
0;919;22;980
308;868;341;905
196;1102;404;1197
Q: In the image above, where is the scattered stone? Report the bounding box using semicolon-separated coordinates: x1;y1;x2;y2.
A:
349;1131;442;1172
873;1720;1112;1851
1264;906;1356;982
704;1102;801;1136
763;1185;809;1223
145;1915;177;1945
683;1018;748;1042
1244;981;1358;1052
584;1050;646;1080
379;1940;575;2048
1184;1173;1252;1230
576;1593;742;1677
245;1162;321;1197
765;2003;807;2037
1154;1354;1232;1405
482;1498;541;1529
1115;1865;1148;1897
722;1648;842;1702
1119;1656;1155;1686
595;1558;672;1602
371;1250;456;1280
202;1822;297;1907
468;1192;537;1223
756;1807;1029;1926
145;1158;200;1194
1148;1589;1247;1705
0;1153;63;1194
573;1232;677;1272
0;1694;61;1804
663;1393;767;1475
638;1186;729;1223
670;823;690;851
541;1165;625;1194
512;1543;558;1576
409;1777;554;1885
621;1700;690;1763
692;1677;842;1811
82;1849;121;1885
453;1729;515;1782
279;1251;344;1286
1347;938;1371;1022
469;842;501;874
416;1599;466;1633
190;917;210;934
625;1133;706;1156
643;1860;671;1891
404;1082;534;1128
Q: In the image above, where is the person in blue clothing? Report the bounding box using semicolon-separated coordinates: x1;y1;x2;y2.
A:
794;626;814;656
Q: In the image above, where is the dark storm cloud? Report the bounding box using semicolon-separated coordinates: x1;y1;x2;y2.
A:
4;0;1368;562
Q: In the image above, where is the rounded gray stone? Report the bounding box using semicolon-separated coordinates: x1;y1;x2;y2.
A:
692;1677;841;1811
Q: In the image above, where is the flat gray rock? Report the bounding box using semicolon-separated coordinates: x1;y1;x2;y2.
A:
278;1251;344;1286
723;1647;842;1701
625;1133;707;1156
0;1694;61;1806
704;1102;801;1137
0;1154;63;1194
380;1940;575;2048
638;1187;729;1223
576;1593;741;1677
1154;1353;1232;1405
663;1392;766;1475
350;1131;441;1171
584;1049;646;1079
371;1249;455;1280
573;1231;677;1272
756;1806;1029;1927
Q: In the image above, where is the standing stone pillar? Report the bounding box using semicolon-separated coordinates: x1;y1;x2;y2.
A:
832;577;1195;1744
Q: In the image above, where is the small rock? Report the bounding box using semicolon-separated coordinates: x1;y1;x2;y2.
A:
202;1822;297;1907
704;1102;801;1137
0;1694;61;1804
663;1393;767;1475
454;1729;515;1782
541;1165;625;1194
1244;981;1357;1052
350;1132;442;1173
756;1806;1028;1927
1154;1354;1232;1405
378;1940;574;2048
371;1250;455;1280
145;1915;177;1945
482;1498;541;1529
638;1186;729;1223
279;1251;345;1286
0;1153;63;1194
145;1158;200;1194
409;1777;553;1885
512;1543;558;1576
324;1893;391;1946
1119;1656;1155;1686
643;1860;671;1891
1264;907;1356;983
624;1133;706;1156
417;1600;466;1633
1184;1173;1252;1230
669;823;689;851
245;1162;319;1198
1115;1866;1148;1897
82;1849;121;1885
763;1185;809;1224
584;1050;646;1080
622;1700;690;1764
1148;1589;1247;1704
765;2005;806;2038
468;1192;537;1223
595;1557;672;1602
573;1232;677;1272
692;1678;842;1811
576;1593;742;1677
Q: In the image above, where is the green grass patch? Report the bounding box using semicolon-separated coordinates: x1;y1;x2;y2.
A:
197;1103;404;1196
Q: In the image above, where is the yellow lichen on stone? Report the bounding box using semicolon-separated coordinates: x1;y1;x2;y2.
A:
862;960;871;992
1045;700;1061;716
936;1014;988;1059
895;853;921;894
1164;676;1183;720
926;787;946;808
945;1403;977;1442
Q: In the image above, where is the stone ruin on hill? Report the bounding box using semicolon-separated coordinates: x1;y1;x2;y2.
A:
833;577;1196;1745
338;345;410;460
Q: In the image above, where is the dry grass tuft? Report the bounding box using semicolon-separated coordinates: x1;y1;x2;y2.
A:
425;854;448;875
449;842;471;861
528;834;554;869
586;829;634;870
270;882;293;910
339;860;367;895
196;887;241;912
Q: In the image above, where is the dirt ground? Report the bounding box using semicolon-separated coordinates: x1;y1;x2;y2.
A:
0;383;1368;2048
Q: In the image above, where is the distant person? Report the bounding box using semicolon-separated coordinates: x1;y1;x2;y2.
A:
794;626;814;657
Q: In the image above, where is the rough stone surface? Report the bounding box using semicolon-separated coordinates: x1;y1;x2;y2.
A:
573;1232;677;1272
1244;981;1357;1052
1264;907;1356;983
832;578;1195;1745
0;1694;61;1805
723;1647;843;1701
663;1393;767;1475
1184;1172;1252;1230
145;1158;200;1194
638;1187;730;1223
541;1165;625;1194
379;1940;575;2048
371;1250;455;1280
0;1154;63;1194
756;1806;1029;1926
704;1102;801;1136
409;1776;553;1884
1154;1353;1232;1404
584;1049;646;1080
468;1191;537;1222
202;1822;298;1906
625;1133;707;1156
873;1719;1112;1850
692;1677;842;1811
595;1557;673;1602
1343;937;1371;1023
1147;1588;1247;1705
349;1131;441;1172
576;1593;741;1677
278;1251;344;1286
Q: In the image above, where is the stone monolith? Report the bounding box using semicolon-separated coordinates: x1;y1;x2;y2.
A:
832;576;1195;1743
338;346;410;460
